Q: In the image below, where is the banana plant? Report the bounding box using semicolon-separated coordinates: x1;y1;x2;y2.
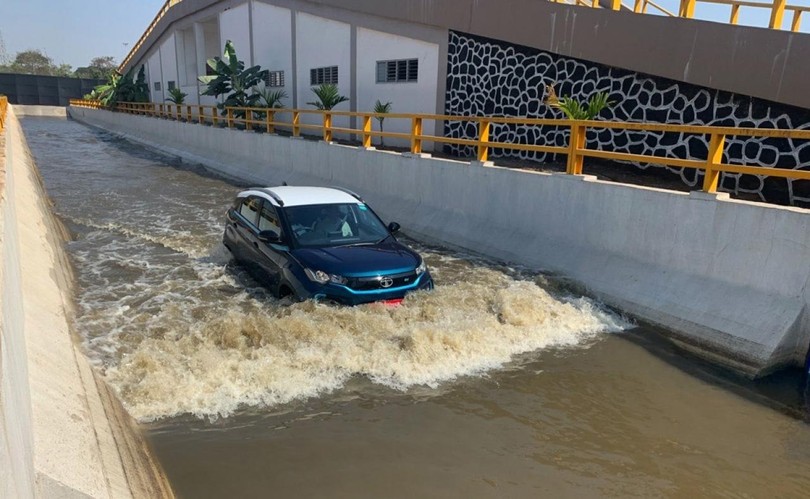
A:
373;100;392;147
307;83;349;110
90;66;150;107
199;40;268;118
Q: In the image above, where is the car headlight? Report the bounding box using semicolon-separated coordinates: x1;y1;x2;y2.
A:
415;259;427;275
304;268;347;285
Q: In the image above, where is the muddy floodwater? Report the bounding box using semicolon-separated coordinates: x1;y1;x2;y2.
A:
23;117;810;498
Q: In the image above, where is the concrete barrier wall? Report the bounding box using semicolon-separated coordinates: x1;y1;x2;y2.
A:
68;107;810;378
0;106;174;498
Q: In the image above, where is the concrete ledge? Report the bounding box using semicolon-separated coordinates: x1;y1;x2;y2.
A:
2;105;173;498
68;107;810;378
13;105;67;118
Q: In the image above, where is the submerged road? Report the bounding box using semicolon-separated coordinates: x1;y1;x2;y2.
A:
22;116;810;497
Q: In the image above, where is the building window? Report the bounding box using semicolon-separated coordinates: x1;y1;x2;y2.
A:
376;59;418;83
153;82;161;91
310;66;338;86
167;81;176;91
265;70;285;88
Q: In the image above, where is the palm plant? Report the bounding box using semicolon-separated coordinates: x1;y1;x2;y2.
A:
165;87;187;105
255;88;288;109
548;88;615;120
198;40;268;118
307;83;349;110
373;100;392;147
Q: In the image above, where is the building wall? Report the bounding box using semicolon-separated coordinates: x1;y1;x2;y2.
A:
219;3;251;65
295;12;352;132
252;3;294;116
356;28;439;148
147;51;164;103
158;34;179;103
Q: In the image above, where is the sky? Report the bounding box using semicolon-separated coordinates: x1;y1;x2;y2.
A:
0;0;167;69
0;0;804;70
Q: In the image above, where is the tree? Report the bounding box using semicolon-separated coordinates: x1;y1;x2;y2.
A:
4;49;57;75
75;56;117;80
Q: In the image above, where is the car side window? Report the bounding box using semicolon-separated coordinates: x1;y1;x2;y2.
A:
238;196;261;227
258;200;283;235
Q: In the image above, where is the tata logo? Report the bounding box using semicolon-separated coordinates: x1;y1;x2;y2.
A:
380;276;394;288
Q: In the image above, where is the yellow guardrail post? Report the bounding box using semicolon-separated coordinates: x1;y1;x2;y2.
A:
609;0;622;9
634;0;645;13
702;133;726;193
266;110;275;134
566;122;586;175
790;9;802;31
292;111;300;137
323;112;332;142
362;114;372;148
769;0;787;28
186;105;192;122
730;4;741;24
679;0;696;17
227;108;234;129
0;95;7;133
478;120;491;162
198;106;204;124
411;117;423;154
246;109;253;131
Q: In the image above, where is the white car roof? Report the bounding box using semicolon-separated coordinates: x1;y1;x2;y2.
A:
237;186;362;207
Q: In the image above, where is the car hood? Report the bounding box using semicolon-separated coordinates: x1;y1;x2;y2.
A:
291;240;420;276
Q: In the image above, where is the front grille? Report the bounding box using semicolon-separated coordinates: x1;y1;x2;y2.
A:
346;271;417;291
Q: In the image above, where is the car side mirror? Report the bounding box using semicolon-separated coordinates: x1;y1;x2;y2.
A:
388;222;401;234
258;230;282;244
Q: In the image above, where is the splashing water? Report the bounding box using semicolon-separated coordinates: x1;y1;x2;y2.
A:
24;117;627;422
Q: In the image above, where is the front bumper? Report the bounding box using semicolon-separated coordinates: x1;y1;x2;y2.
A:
302;271;434;306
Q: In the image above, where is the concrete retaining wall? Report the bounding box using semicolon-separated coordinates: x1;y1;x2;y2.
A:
0;106;173;498
68;107;810;378
13;105;67;118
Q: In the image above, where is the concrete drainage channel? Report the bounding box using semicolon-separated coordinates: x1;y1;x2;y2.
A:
0;105;174;498
67;105;810;379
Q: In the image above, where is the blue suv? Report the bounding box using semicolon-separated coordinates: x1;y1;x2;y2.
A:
223;186;433;305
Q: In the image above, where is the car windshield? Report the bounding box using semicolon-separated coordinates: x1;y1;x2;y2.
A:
285;203;390;248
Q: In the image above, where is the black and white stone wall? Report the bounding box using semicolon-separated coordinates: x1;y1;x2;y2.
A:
445;31;810;206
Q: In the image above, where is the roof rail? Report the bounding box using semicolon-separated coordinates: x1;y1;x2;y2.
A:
331;186;364;202
258;188;285;206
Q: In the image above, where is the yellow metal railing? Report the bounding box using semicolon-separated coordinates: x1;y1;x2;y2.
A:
0;95;7;133
550;0;810;32
69;99;810;197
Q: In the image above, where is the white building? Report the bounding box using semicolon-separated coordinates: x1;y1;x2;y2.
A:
132;0;445;145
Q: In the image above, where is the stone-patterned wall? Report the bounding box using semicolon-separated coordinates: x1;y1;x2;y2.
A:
445;31;810;206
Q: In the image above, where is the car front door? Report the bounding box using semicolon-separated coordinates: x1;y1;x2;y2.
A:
255;200;288;287
232;195;262;269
